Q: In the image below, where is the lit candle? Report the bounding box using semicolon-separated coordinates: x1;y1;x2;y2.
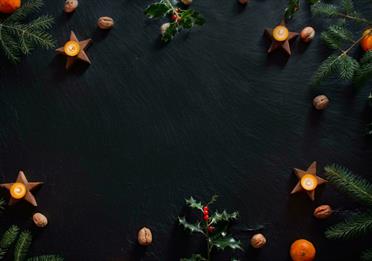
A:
272;25;289;42
300;174;318;191
10;183;26;199
63;40;80;57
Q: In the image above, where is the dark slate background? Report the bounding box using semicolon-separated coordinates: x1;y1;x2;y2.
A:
0;0;371;260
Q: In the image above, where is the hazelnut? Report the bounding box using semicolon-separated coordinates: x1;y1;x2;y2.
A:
33;213;48;228
300;26;316;43
160;23;170;35
97;17;115;30
313;95;329;110
181;0;192;5
250;233;266;249
314;205;333;219
138;227;152;246
238;0;249;4
64;0;78;13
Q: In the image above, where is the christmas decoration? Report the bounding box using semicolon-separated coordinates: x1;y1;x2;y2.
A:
0;171;43;206
313;205;333;219
0;0;55;63
300;27;315;43
291;161;327;201
64;0;78;13
264;22;298;55
137;227;152;246
144;0;205;42
311;0;372;86
97;17;114;30
178;195;242;261
250;233;267;249
33;213;48;228
56;31;92;70
313;95;329;110
0;0;21;14
290;239;316;261
323;164;372;260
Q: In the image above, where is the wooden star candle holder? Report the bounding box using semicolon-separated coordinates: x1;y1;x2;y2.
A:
56;31;92;70
0;171;43;206
264;21;298;55
291;161;327;201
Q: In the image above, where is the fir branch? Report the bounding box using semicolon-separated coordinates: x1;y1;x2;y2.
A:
321;25;354;50
325;212;372;239
362;249;372;261
0;226;20;260
180;254;207;261
0;198;5;213
4;0;44;23
324;164;372;206
14;231;32;261
311;54;340;85
27;256;64;261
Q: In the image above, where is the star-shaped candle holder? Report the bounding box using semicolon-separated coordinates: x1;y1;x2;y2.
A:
291;161;327;201
56;31;92;70
0;171;43;206
264;21;298;55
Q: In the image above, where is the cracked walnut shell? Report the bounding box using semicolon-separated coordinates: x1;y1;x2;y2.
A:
138;227;152;246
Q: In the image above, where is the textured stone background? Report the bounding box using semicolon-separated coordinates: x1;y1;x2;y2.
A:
0;0;371;260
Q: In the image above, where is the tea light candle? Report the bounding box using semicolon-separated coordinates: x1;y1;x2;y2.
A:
300;174;318;191
10;183;26;199
63;40;80;56
272;25;289;42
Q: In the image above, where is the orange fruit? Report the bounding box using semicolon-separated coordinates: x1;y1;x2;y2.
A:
0;0;21;14
290;239;316;261
361;29;372;52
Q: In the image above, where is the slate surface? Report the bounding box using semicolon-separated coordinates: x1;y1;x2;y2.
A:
0;0;371;260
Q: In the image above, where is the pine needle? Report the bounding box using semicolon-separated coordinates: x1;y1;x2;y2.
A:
362;249;372;261
324;164;372;206
0;226;20;260
27;256;64;261
325;212;372;239
14;231;32;261
311;54;340;85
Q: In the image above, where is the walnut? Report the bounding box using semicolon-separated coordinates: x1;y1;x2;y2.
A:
33;213;48;228
238;0;249;4
181;0;192;6
300;26;316;43
313;95;329;110
314;205;333;219
98;17;115;30
138;227;152;246
64;0;78;13
160;23;170;35
250;233;266;248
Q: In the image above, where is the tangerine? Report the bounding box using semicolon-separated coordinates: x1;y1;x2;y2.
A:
290;239;316;261
0;0;21;14
361;29;372;52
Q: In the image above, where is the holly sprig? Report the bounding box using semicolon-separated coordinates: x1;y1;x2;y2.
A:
144;0;205;42
178;195;242;261
284;0;319;20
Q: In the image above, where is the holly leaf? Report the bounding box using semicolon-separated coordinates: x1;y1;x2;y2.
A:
162;22;179;42
179;9;205;29
185;197;204;211
210;234;243;251
210;210;239;225
145;2;170;18
178;217;204;234
284;0;300;20
180;254;207;261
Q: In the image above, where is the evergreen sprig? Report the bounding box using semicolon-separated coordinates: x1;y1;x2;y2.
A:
14;231;32;261
0;226;20;260
0;0;55;63
178;195;243;261
324;164;372;259
144;0;205;42
27;256;64;261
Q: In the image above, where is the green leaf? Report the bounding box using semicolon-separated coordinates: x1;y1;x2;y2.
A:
0;226;20;260
14;231;32;261
284;0;300;20
210;235;243;251
180;254;207;261
162;22;178;42
185;197;203;211
362;249;372;261
325;212;372;239
144;2;170;18
341;0;354;15
27;256;64;261
178;217;204;234
324;164;372;205
210;210;239;225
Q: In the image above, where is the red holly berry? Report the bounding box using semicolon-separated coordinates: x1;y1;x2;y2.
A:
171;14;178;21
203;214;209;221
208;226;215;233
203;209;209;215
203;206;209;211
